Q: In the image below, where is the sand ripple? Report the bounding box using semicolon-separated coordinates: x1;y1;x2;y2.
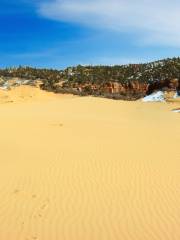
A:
0;95;179;239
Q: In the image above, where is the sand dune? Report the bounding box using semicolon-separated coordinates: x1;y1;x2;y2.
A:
0;86;180;240
0;85;74;104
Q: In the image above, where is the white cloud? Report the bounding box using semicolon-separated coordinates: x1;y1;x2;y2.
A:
37;0;180;47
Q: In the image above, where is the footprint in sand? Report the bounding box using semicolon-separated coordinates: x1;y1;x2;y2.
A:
13;189;20;194
50;123;63;127
33;199;50;219
13;190;37;199
26;236;38;240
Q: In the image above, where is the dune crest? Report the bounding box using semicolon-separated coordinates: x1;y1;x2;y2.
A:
0;85;74;104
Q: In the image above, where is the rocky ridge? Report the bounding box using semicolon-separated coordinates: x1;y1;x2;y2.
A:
0;57;180;100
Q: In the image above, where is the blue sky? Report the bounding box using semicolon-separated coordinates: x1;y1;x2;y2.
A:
0;0;180;69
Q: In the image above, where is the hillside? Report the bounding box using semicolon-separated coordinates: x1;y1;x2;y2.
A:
0;57;180;100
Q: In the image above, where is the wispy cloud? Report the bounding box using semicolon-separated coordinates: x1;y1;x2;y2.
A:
37;0;180;47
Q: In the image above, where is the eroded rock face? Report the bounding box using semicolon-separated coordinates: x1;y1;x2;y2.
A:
58;78;180;100
59;81;148;100
147;78;179;95
101;81;148;95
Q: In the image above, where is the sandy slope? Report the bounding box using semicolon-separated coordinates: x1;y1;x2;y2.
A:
0;85;74;104
0;86;180;240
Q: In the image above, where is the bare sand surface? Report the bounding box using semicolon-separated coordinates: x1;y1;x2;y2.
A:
0;86;180;240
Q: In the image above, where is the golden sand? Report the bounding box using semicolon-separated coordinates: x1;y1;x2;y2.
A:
0;86;180;240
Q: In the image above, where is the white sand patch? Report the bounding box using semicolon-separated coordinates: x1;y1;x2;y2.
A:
142;91;165;102
174;92;180;99
172;109;180;113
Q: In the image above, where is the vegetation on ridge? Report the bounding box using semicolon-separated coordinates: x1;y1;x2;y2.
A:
0;57;180;100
